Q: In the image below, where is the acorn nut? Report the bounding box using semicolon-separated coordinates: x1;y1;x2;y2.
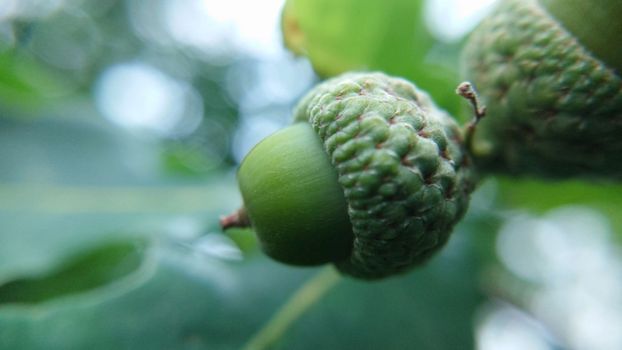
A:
222;73;477;279
461;0;622;179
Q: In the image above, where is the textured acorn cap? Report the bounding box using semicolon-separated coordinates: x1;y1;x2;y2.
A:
294;73;476;279
461;0;622;179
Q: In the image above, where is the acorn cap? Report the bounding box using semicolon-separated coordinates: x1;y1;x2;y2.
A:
461;0;622;179
293;73;476;279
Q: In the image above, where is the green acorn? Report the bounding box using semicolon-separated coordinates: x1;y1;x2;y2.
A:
461;0;622;179
222;73;476;279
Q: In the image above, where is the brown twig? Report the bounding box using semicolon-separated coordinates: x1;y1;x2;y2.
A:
456;82;486;152
220;207;251;230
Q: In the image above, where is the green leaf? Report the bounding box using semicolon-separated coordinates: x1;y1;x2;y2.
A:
495;177;622;238
282;0;461;114
272;241;482;350
0;225;484;350
0;51;74;114
0;241;144;304
0;239;309;350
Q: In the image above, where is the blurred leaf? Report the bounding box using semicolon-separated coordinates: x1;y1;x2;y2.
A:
282;0;461;114
0;241;144;304
0;110;240;281
0;236;313;350
161;143;224;177
224;227;259;255
273;241;482;349
0;117;150;185
0;107;229;186
0;220;484;350
495;177;622;238
0;51;74;113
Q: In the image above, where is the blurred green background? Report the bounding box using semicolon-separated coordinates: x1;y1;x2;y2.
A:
1;0;621;349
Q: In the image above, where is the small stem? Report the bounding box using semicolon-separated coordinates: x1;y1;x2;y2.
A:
456;82;487;152
220;207;251;230
243;266;341;350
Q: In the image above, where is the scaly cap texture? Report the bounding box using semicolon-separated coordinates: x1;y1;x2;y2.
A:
294;73;476;279
461;0;622;179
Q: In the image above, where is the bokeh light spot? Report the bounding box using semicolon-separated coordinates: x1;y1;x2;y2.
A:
94;62;203;137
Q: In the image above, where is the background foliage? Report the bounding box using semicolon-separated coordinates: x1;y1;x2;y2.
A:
1;1;621;349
